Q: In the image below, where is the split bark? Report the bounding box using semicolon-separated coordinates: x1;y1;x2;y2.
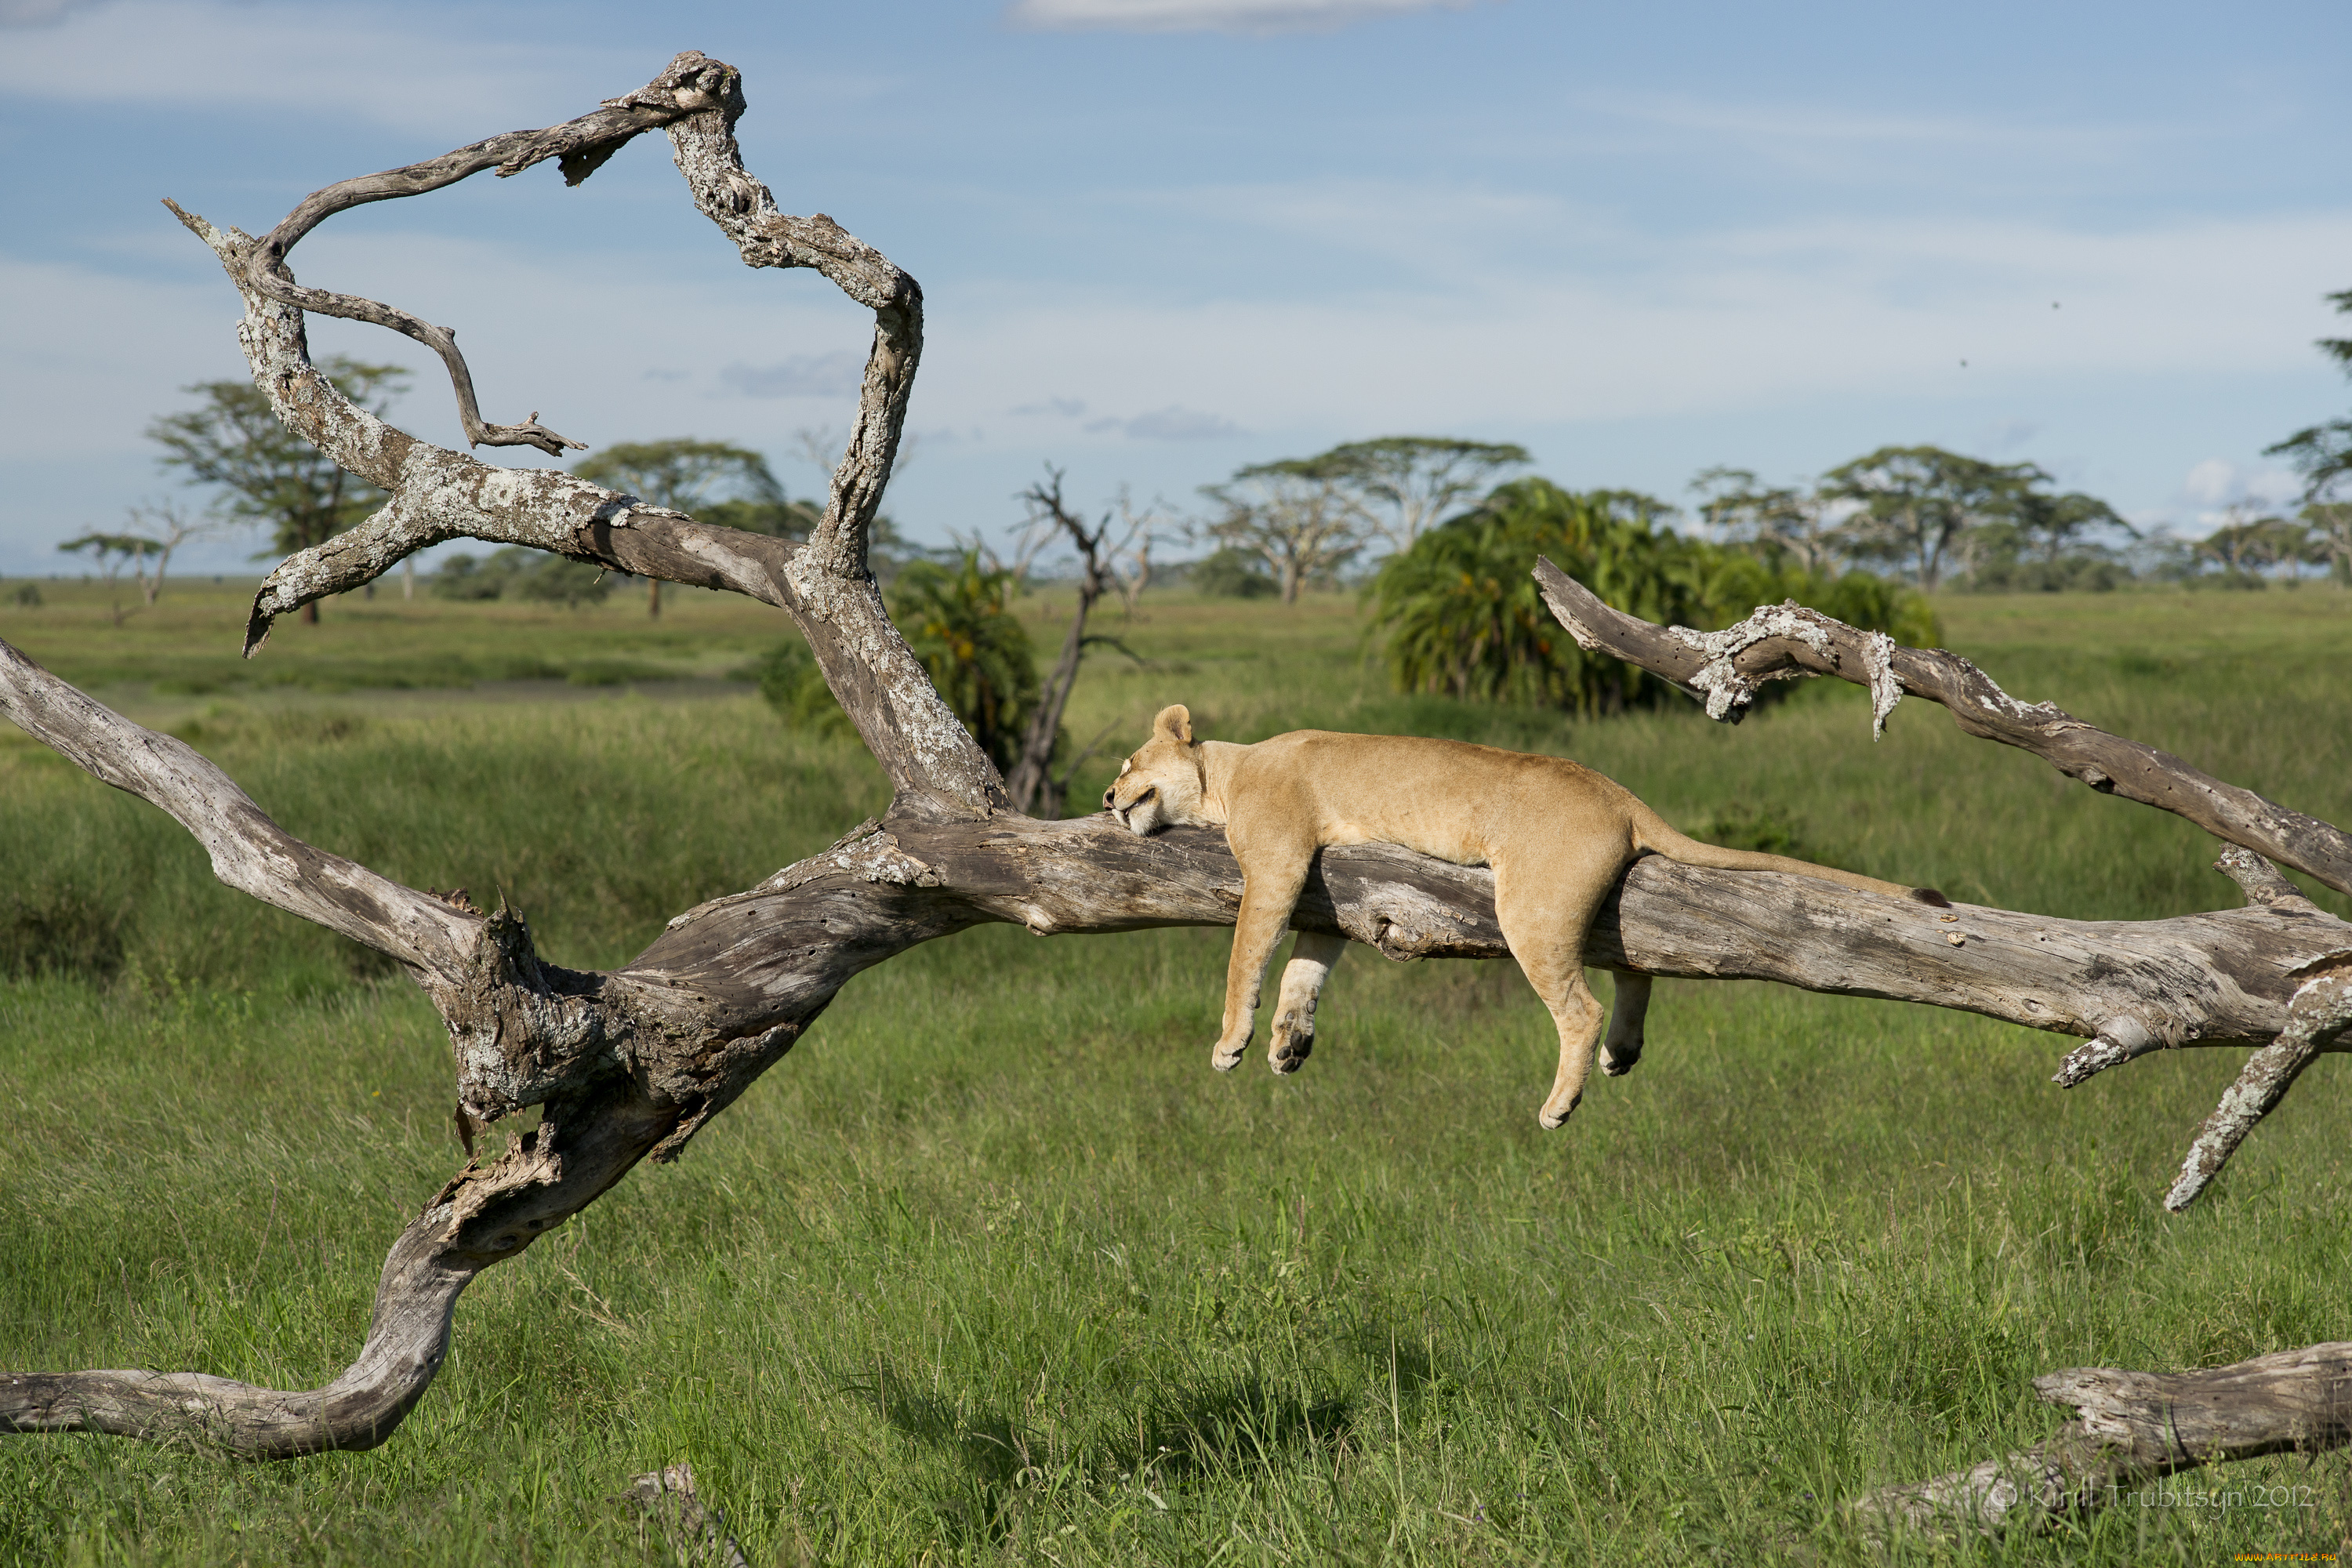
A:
1853;1343;2352;1534
2;53;2347;1475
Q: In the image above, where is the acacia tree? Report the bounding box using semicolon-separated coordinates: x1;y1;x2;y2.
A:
1690;465;1847;575
2;57;2349;1540
148;356;408;625
1822;444;2038;590
2267;287;2352;506
1198;457;1364;604
1313;435;1530;552
56;534;158;627
60;505;209;621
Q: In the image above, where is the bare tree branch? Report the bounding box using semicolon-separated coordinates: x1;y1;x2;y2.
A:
1534;559;2352;895
1004;466;1119;816
207;53;751;458
0;640;475;978
1525;565;2352;1526
166;55;996;819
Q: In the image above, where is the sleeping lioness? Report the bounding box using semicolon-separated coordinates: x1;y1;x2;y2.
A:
1104;705;1947;1127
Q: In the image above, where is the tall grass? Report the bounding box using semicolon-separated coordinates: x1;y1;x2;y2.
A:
2;579;2350;1563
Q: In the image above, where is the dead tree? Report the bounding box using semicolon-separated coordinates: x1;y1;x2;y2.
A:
1000;467;1147;818
1;56;2347;1491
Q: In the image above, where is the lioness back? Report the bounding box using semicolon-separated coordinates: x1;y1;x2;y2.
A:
1229;731;1642;869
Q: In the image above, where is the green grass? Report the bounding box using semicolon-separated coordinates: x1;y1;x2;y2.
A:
3;576;2352;1564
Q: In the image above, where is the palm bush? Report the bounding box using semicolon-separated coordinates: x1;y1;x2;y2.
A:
889;552;1040;771
1367;478;1938;715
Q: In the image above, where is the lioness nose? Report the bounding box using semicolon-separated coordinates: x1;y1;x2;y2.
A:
1102;787;1115;808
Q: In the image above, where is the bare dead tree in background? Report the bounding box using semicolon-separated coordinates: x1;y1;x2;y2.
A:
1109;492;1163;615
1000;467;1154;817
2;58;2347;1530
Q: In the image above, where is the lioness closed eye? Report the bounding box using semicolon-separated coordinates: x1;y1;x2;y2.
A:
1104;704;1947;1127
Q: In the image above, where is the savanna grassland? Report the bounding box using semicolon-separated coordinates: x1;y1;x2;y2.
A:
2;574;2350;1566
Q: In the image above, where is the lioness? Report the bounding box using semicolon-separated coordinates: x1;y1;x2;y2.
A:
1105;705;1947;1127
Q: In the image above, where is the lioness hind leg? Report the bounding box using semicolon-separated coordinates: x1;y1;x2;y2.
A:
1494;862;1618;1130
1269;930;1348;1075
1599;971;1653;1077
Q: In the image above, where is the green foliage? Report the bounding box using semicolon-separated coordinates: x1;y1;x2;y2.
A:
1367;478;1940;714
1294;435;1531;548
1822;444;2050;590
2267;286;2352;505
0;877;130;980
147;356;408;556
430;548;611;607
699;494;823;539
890;552;1040;771
1188;545;1278;598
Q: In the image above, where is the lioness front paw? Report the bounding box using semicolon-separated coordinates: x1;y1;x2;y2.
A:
1537;1089;1581;1130
1268;1009;1314;1074
1210;1032;1252;1073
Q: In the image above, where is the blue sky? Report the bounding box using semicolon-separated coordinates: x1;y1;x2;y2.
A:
2;0;2347;575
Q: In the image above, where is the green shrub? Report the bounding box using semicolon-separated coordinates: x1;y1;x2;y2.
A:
751;638;856;737
888;553;1040;771
1367;478;1940;714
1189;546;1279;598
0;879;129;980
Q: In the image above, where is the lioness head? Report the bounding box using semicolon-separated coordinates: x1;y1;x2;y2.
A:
1104;704;1207;834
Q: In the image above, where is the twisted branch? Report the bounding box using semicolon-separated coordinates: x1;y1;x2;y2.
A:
1534;560;2352;895
205;53;752;457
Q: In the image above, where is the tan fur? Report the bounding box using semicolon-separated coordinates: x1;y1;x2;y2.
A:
1105;704;1945;1127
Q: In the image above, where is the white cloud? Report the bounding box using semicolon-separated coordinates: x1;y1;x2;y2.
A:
717;354;866;400
919;205;2352;444
1012;397;1089;417
1582;91;2161;159
1005;0;1469;34
0;1;643;133
2182;458;2302;509
1083;405;1245;439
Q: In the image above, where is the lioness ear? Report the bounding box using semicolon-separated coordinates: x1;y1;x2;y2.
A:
1152;704;1194;746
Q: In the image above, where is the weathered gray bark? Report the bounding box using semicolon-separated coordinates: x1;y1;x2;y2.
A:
1853;1342;2352;1534
2;53;2348;1466
1534;560;2352;895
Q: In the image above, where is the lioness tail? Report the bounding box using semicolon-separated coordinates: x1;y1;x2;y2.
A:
1631;807;1949;907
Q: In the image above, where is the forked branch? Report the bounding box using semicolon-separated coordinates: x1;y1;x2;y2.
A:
1534;559;2352;895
